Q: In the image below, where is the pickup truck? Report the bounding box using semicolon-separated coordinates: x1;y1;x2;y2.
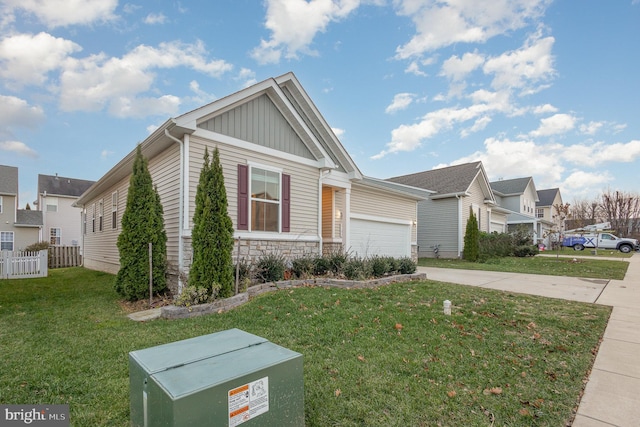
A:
562;233;639;253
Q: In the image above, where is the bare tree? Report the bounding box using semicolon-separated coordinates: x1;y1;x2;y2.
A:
600;188;640;237
569;198;600;229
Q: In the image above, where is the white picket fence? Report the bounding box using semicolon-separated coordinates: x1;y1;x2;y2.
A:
0;250;48;279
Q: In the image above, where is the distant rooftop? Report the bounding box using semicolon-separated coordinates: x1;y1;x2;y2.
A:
38;174;95;197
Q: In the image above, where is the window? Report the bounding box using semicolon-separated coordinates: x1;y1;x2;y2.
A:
91;204;95;233
0;195;3;214
98;199;103;232
251;167;281;232
111;192;118;229
536;208;544;218
50;228;61;245
83;209;87;235
237;164;290;232
46;197;58;212
1;231;13;251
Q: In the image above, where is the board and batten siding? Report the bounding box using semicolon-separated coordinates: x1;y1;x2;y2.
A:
82;144;181;275
188;136;319;237
198;94;316;160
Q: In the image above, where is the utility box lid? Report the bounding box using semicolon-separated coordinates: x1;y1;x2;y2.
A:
129;329;304;426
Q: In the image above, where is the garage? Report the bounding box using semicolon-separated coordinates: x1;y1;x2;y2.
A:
349;217;411;258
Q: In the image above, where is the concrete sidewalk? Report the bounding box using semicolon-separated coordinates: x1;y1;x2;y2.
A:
418;254;640;427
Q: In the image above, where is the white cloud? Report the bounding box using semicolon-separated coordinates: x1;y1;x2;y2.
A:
483;30;555;93
1;0;117;28
0;95;45;129
529;113;576;137
0;32;82;88
561;140;640;165
532;103;557;114
385;93;415;114
58;40;232;117
144;12;167;25
440;51;484;81
100;149;114;159
580;121;604;135
562;170;613;191
394;0;551;58
0;141;38;158
405;60;427;76
332;127;345;138
251;0;361;64
460;116;491;138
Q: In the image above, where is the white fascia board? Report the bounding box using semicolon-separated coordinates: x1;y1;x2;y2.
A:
191;128;327;170
323;170;352;189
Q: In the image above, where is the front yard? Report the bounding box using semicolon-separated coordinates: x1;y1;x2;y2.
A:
0;268;610;426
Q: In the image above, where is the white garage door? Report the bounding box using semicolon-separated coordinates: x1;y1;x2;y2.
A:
350;218;411;258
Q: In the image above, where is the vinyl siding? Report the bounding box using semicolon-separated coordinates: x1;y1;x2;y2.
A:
82;144;181;274
417;198;458;257
42;196;83;246
350;184;417;242
461;179;490;232
188;136;319;237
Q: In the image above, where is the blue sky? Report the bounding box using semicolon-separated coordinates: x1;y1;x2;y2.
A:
2;0;639;208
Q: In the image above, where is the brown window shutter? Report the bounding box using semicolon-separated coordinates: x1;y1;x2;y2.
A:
237;164;249;230
282;173;290;232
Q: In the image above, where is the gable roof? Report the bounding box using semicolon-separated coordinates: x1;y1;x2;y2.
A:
490;177;536;197
536;188;560;207
387;161;495;201
38;174;95;198
78;73;362;206
0;165;18;195
15;209;42;227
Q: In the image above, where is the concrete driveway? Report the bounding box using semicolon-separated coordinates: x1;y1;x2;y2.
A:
418;255;640;427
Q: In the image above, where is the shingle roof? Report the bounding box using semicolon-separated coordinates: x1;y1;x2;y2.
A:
386;161;483;195
38;174;95;197
536;188;560;207
15;209;43;226
0;165;18;195
490;177;532;195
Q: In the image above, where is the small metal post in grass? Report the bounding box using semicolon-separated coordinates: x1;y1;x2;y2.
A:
235;237;241;295
149;242;153;308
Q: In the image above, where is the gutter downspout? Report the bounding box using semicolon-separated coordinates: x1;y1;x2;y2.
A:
164;129;186;294
457;194;462;258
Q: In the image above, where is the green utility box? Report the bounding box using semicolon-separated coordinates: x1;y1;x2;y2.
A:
129;329;304;426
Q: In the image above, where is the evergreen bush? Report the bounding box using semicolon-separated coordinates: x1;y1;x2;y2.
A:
115;146;167;301
463;208;480;262
189;147;235;298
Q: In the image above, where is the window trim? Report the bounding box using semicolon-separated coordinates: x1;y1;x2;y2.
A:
237;163;290;233
98;199;104;232
91;203;96;233
1;231;14;251
0;195;3;214
249;163;282;233
111;191;118;229
50;227;61;245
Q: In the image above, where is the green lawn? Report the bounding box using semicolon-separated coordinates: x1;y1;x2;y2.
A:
0;268;610;426
419;254;630;280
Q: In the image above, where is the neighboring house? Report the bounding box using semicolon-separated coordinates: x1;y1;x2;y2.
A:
536;188;564;246
388;161;506;258
75;73;423;294
37;173;95;247
490;177;554;246
0;165;43;251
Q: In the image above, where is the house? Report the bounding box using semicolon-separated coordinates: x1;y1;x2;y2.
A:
75;73;423;294
0;165;43;251
36;173;95;247
490;177;555;246
387;161;507;258
536;188;564;246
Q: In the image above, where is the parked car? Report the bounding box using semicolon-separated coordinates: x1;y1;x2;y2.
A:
562;233;639;253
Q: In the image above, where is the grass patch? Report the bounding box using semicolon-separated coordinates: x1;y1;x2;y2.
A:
419;255;629;280
0;268;610;426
